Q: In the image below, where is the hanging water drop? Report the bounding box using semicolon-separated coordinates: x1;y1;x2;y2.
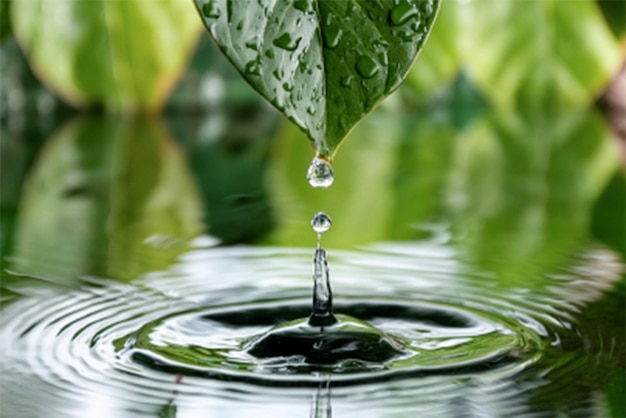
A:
307;157;334;188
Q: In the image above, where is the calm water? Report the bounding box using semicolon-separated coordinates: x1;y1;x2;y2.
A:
1;105;624;417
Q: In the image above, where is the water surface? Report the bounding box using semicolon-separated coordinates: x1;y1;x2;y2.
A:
1;107;624;417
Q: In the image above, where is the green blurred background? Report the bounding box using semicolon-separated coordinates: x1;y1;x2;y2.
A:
1;0;625;280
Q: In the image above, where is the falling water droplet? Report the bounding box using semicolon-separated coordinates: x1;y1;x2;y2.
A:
306;105;317;115
273;33;301;51
389;1;418;26
311;212;332;234
202;0;220;18
265;49;275;59
282;82;294;91
322;27;343;49
307;157;334;188
355;55;379;79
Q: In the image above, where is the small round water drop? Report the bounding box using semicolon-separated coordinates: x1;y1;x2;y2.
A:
323;27;343;49
244;59;261;76
389;2;418;26
273;33;301;51
202;1;220;18
311;212;332;234
307;157;334;188
340;75;354;88
355;55;379;79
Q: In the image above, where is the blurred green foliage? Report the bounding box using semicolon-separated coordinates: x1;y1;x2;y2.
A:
10;0;201;113
406;0;623;111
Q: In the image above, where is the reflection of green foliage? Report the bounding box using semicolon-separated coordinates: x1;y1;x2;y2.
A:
12;117;202;282
185;109;277;244
447;110;619;282
11;0;201;113
264;105;620;284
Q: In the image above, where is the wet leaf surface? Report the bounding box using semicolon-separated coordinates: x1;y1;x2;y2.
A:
194;0;440;158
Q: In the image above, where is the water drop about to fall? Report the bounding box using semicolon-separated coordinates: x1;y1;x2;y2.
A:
307;157;334;188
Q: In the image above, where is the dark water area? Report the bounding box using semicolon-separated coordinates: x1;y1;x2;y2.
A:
1;103;624;417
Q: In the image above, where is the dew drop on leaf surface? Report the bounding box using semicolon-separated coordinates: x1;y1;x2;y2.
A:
273;33;301;51
355;55;379;79
389;1;418;26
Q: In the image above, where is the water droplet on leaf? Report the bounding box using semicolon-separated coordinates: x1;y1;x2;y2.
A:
202;1;220;18
307;157;334;188
355;55;379;79
323;27;342;49
245;36;260;51
311;212;332;234
293;0;310;12
340;75;354;88
389;1;418;26
273;33;301;51
244;59;261;76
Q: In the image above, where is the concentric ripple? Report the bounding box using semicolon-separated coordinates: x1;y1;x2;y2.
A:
1;241;622;417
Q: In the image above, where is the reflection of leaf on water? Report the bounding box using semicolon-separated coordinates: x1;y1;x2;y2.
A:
447;110;620;283
265;104;620;289
11;117;202;283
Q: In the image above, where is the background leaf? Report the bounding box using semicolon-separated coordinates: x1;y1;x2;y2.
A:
459;0;622;110
194;0;440;158
11;0;202;113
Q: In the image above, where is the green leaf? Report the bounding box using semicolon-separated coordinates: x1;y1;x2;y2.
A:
459;0;622;110
405;0;459;96
194;0;440;159
11;0;202;113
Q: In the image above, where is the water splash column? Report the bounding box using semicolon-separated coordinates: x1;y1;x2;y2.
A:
309;212;337;327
